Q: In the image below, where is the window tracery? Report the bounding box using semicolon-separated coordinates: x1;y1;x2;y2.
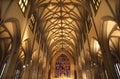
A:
55;54;70;78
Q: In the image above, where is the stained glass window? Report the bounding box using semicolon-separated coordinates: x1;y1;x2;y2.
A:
55;54;70;78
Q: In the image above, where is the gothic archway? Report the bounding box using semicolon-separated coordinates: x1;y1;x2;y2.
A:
99;17;119;79
54;54;70;78
0;18;21;79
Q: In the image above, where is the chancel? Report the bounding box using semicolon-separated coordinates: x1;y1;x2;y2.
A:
0;0;120;79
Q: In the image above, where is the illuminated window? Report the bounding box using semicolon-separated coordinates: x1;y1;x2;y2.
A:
91;0;101;14
114;63;120;78
55;54;70;78
18;0;29;13
0;63;6;78
14;69;20;79
29;14;36;32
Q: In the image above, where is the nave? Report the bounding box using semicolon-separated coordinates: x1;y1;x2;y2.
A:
0;0;120;79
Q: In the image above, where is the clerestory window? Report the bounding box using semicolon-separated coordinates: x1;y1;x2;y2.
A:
18;0;29;13
91;0;101;14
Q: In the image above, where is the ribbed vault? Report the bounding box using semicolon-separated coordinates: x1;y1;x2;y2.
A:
32;0;89;56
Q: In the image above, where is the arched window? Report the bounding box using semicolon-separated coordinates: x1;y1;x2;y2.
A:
91;0;101;14
14;69;21;79
18;0;29;13
101;19;120;78
0;63;7;78
54;54;70;78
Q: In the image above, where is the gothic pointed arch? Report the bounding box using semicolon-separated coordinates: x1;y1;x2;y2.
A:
51;51;74;79
0;18;21;79
99;16;119;79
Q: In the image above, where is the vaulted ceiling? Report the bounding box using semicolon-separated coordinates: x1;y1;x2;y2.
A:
32;0;89;56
